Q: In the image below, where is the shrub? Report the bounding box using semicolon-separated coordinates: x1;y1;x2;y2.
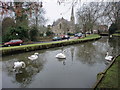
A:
29;26;39;41
109;23;117;34
46;30;54;36
3;26;28;42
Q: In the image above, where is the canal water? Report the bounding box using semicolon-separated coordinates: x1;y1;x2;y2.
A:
1;36;120;88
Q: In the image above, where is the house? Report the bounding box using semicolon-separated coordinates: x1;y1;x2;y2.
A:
98;25;108;32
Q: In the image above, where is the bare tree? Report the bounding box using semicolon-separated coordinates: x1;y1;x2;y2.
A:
0;1;43;26
29;8;47;27
77;2;105;36
103;2;120;29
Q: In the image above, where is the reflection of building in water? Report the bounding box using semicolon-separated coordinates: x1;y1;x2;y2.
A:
70;47;75;61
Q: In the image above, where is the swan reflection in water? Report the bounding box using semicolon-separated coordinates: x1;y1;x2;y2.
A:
2;54;45;88
57;58;66;65
13;60;44;88
15;69;29;83
56;49;66;65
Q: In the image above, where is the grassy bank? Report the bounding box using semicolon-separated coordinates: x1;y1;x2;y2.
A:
1;34;101;56
95;55;120;89
112;33;120;37
112;30;120;37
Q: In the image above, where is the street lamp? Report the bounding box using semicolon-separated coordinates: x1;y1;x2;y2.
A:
16;33;18;39
16;33;18;36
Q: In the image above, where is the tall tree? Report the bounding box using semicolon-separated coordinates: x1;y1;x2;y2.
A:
0;1;47;41
2;17;15;36
0;2;43;26
77;2;105;35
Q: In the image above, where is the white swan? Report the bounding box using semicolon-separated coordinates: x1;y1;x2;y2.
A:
28;53;39;61
56;50;66;59
105;52;113;61
13;61;26;72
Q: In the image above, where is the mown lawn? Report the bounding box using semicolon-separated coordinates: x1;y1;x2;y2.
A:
96;56;120;88
113;33;120;37
1;34;100;51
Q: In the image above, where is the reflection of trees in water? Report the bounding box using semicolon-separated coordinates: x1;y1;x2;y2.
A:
75;42;97;65
75;37;120;65
93;37;120;56
14;69;31;87
75;42;107;65
14;60;44;88
2;53;46;88
108;37;120;56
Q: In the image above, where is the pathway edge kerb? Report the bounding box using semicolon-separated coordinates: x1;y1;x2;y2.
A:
1;36;101;56
93;54;120;89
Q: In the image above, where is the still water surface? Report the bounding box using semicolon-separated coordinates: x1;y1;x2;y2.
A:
1;36;120;88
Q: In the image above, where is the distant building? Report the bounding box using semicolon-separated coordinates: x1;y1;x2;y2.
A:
98;25;108;32
93;30;98;34
52;6;75;35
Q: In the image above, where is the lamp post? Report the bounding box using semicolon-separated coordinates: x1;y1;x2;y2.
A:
16;33;18;36
16;33;18;39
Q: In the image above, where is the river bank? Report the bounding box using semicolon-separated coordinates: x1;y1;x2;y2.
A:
93;55;120;89
1;34;101;56
113;33;120;37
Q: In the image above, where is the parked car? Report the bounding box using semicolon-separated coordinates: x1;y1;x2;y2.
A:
52;36;62;41
74;33;82;37
60;35;70;40
86;32;91;34
4;39;23;47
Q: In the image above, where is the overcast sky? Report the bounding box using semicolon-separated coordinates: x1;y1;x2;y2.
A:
41;0;119;25
42;0;82;25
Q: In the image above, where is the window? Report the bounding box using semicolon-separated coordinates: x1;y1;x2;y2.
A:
59;23;61;29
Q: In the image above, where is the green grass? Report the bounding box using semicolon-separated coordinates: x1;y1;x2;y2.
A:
1;34;100;51
96;56;120;88
115;30;120;33
112;33;120;36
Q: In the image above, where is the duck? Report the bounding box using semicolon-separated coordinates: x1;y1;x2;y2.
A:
56;50;66;59
105;52;113;61
13;61;26;72
28;53;39;61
